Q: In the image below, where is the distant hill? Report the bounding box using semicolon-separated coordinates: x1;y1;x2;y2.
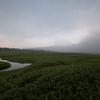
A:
26;45;100;54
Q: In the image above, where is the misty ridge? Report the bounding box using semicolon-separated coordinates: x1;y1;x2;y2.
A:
1;31;100;54
29;32;100;54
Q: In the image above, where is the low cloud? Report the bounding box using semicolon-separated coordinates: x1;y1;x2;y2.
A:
47;30;100;54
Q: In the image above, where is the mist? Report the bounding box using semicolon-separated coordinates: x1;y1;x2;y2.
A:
36;31;100;54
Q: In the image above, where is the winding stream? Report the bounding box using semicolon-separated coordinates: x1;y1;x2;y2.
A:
0;58;32;71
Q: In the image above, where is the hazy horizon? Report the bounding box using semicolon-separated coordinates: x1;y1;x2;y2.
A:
0;0;100;53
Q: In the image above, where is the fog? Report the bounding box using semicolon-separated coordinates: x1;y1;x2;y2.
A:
36;32;100;54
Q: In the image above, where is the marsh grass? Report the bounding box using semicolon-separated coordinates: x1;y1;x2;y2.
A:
0;61;11;70
0;51;100;99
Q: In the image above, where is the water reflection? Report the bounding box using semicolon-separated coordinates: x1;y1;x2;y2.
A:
0;58;31;71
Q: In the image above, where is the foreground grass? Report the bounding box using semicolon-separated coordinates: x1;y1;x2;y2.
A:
0;51;100;99
0;61;100;100
0;61;11;70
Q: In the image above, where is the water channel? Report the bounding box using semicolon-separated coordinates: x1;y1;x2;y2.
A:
0;58;32;71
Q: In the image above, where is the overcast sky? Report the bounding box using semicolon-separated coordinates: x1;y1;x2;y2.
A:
0;0;100;53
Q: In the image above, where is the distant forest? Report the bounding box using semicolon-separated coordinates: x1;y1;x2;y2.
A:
0;47;21;51
0;47;46;52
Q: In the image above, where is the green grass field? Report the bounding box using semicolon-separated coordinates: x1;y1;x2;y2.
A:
0;50;100;100
0;61;11;70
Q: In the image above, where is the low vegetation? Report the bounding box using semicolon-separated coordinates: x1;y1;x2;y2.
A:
0;61;11;70
0;50;100;100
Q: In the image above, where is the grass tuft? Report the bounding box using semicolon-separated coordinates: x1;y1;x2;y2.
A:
0;61;11;70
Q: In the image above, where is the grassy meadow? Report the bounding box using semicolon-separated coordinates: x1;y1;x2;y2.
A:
0;50;100;100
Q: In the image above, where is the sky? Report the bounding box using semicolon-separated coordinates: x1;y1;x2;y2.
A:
0;0;100;53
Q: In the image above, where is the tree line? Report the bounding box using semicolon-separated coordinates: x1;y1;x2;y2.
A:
0;47;20;51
